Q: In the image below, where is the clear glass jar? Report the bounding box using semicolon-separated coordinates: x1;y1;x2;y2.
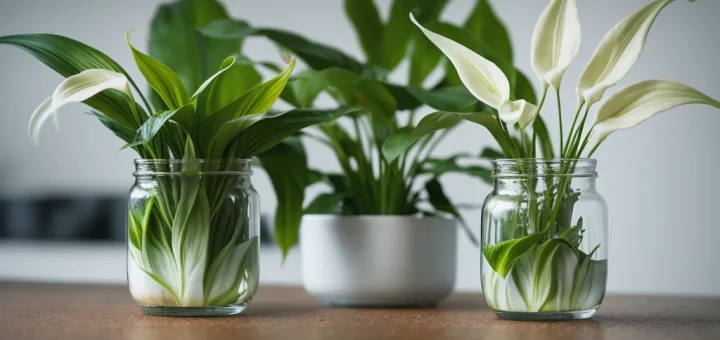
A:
127;159;260;316
481;159;607;320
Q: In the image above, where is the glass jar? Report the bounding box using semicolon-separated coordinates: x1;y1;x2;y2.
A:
481;159;607;320
127;159;260;316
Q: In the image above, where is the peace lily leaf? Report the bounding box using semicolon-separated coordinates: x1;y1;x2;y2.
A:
282;71;327;108
200;58;296;156
197;19;254;39
464;0;513;63
126;32;189;110
422;156;493;184
425;178;478;246
313;68;397;126
255;28;364;74
479;147;505;160
411;14;537;128
482;232;545;278
381;127;416;163
256;138;309;259
409;111;516;161
86;111;136;144
409;28;443;86
577;0;674;107
380;0;422;70
514;71;538;105
124;105;194;149
193;56;263;120
0;34;140;129
591;80;720;147
234;107;357;158
405;86;477;112
29;69;133;145
149;0;239;91
531;0;581;90
344;0;384;65
304;193;345;214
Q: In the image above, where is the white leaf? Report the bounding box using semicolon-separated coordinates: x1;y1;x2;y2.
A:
28;69;132;145
410;13;509;109
531;0;581;90
591;80;720;145
577;0;674;107
410;13;536;127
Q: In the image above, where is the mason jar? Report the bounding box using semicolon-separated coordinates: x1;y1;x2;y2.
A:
481;159;607;320
127;159;260;316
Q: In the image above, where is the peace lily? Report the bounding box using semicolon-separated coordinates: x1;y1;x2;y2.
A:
410;0;718;313
30;69;132;145
1;28;337;308
411;14;537;128
531;0;581;91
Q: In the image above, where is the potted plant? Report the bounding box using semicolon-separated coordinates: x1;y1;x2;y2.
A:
195;0;548;306
405;0;720;319
0;14;341;316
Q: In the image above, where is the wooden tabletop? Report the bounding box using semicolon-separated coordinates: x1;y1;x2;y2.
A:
0;283;718;340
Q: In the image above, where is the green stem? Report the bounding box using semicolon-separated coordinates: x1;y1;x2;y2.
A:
556;89;564;154
563;104;585;156
564;106;590;158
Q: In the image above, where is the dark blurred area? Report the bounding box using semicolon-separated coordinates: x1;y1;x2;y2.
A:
0;196;273;244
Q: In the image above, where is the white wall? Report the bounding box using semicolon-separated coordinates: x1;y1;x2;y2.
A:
1;0;719;295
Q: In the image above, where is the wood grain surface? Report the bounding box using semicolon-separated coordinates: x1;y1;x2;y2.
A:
0;283;718;340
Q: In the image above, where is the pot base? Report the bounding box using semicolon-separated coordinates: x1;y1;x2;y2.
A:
494;308;598;321
140;305;247;317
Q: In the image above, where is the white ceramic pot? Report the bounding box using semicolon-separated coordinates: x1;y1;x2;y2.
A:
300;215;457;307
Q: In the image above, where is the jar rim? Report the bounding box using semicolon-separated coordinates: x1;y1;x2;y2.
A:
133;159;253;176
492;158;597;179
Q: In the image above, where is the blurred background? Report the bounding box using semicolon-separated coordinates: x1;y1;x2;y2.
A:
0;0;719;296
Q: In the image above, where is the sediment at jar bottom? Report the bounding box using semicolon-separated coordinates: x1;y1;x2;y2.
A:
482;242;607;313
127;240;259;308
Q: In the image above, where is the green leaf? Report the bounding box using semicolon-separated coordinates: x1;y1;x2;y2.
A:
380;0;441;70
234;107;357;158
257;139;309;259
479;147;505;160
344;0;384;65
197;19;254;39
124;105;194;149
425;178;478;246
0;34;141;130
464;0;513;63
315;68;397;126
405;86;478;112
406;1;449;84
409;27;443;86
304;193;344;214
194;56;263;120
381;127;415;163
200;59;296;156
149;0;240;91
126;32;189;110
255;28;364;74
422;156;493;184
482;232;546;278
282;71;328;108
414;111;516;158
86;111;135;144
514;70;538;104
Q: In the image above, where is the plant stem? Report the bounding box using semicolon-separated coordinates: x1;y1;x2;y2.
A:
563;104;585;156
555;89;564;154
